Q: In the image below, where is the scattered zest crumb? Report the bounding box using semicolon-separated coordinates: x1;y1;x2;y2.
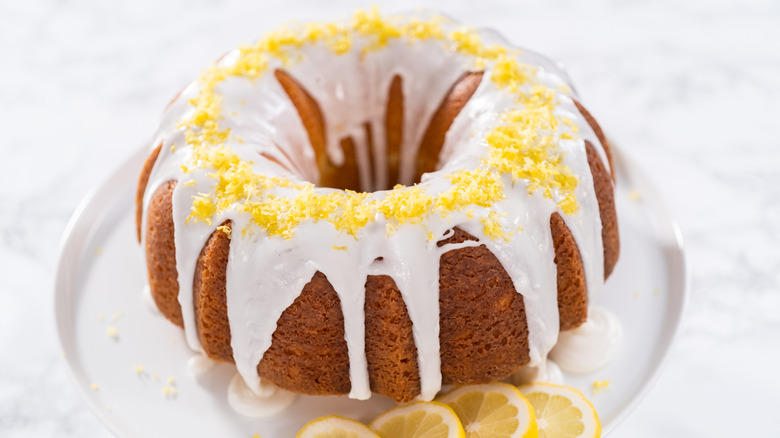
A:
90;383;99;391
592;379;611;395
98;313;105;322
167;376;176;385
332;245;347;251
628;190;641;201
217;224;232;239
253;435;260;438
106;326;119;339
633;291;640;298
133;364;145;375
95;246;103;255
153;374;159;380
110;311;124;321
162;386;178;397
653;288;660;296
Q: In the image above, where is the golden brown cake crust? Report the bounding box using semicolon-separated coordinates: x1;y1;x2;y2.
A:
574;100;615;180
256;271;352;395
193;221;234;363
550;213;588;330
136;144;162;242
365;275;421;402
385;75;403;189
145;180;183;327
586;140;620;278
437;228;530;385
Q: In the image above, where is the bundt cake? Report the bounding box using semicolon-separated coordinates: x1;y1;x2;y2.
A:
136;9;619;404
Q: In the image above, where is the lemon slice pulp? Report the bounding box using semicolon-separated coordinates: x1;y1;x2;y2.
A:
296;415;380;438
437;383;538;438
370;401;466;438
518;383;601;438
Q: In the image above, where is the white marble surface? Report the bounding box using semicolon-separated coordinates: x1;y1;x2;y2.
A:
1;0;779;436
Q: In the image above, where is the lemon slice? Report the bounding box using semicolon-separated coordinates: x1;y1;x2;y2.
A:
518;383;601;438
296;415;380;438
370;401;466;438
437;383;538;438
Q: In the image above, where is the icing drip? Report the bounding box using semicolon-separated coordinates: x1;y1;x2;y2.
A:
186;354;216;377
141;9;615;402
512;359;564;385
141;284;160;315
550;306;623;374
227;373;297;417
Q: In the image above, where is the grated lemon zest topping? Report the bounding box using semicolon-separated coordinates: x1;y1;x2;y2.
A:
177;8;581;239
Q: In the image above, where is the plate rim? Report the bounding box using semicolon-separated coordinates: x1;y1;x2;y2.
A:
54;144;689;437
600;143;690;433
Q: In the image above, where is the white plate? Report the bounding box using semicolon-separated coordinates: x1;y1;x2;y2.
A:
55;145;687;437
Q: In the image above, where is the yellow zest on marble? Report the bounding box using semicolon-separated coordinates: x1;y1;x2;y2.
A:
106;326;119;339
90;383;99;391
181;8;580;239
133;364;145;374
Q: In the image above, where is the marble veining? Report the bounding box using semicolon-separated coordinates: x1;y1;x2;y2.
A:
1;0;779;436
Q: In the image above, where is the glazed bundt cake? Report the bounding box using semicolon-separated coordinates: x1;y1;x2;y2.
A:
136;9;619;404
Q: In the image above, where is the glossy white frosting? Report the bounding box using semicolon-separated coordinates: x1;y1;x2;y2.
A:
140;11;616;404
186;354;215;377
512;358;564;385
141;284;160;315
226;373;297;417
550;306;623;374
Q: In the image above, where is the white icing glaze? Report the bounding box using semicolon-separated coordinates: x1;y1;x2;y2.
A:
186;354;216;377
227;373;297;417
550;306;623;374
140;11;617;403
141;284;160;315
511;359;564;385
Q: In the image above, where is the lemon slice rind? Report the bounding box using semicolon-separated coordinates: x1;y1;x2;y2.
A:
518;383;601;438
296;415;380;438
369;400;466;438
437;382;538;438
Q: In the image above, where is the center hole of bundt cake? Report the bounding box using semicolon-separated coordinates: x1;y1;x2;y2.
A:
274;69;484;192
